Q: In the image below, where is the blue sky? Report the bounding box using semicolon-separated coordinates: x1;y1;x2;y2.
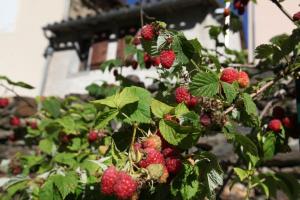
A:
127;0;138;4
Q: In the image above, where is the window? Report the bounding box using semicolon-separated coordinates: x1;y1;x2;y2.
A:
0;0;19;32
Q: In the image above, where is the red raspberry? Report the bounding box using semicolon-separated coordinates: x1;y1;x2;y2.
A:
12;166;22;175
8;133;16;142
220;68;239;84
224;8;230;17
139;148;165;168
134;142;142;151
29;121;38;129
144;53;152;69
101;166;119;196
88;131;98;142
142;135;162;151
131;60;138;70
113;172;137;200
272;106;285;119
160;50;176;69
141;24;155;40
162;147;179;158
200;114;212;127
10;116;21;127
175;87;190;104
165;157;182;174
60;134;70;144
293;11;300;21
0;98;9;108
187;96;198;108
282;116;295;129
238;71;250;88
268;119;282;133
151;56;160;67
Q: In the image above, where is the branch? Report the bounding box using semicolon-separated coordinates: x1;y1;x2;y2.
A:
270;0;294;23
224;80;275;114
0;83;35;109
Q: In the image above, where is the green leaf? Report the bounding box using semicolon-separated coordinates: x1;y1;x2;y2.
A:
172;32;190;65
57;116;80;135
234;134;258;157
255;44;278;59
42;98;61;118
222;82;238;103
100;59;122;71
241;93;257;116
159;120;182;146
52;172;79;199
39;139;56;155
68;138;81;151
124;44;137;57
151;99;174;118
175;103;190;117
190;71;220;97
207;26;222;40
262;133;276;160
39;180;56;200
95;109;119;129
93;87;139;109
122;86;152;124
5;180;28;197
53;153;76;167
233;167;248;181
171;163;200;200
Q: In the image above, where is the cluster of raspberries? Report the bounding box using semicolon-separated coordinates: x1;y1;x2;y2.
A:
220;67;250;88
140;24;176;69
233;0;249;15
175;86;198;108
101;166;138;200
136;131;182;183
268;106;296;134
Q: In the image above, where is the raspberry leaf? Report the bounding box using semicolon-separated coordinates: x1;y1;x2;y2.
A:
151;99;173;118
221;82;239;103
190;71;220;97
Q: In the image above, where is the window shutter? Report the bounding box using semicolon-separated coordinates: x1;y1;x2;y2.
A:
116;38;125;60
90;41;108;70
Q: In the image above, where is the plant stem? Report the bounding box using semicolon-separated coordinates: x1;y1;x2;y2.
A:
131;123;138;148
270;0;294;23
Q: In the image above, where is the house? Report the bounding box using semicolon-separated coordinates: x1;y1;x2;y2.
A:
41;0;244;96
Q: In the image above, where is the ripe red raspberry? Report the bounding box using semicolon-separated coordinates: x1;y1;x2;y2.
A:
268;119;282;133
88;131;98;142
162;147;179;158
220;68;239;84
282;116;295;129
224;8;230;17
272;106;285;119
142;135;162;151
144;53;152;69
293;11;300;21
187;96;198;108
141;24;155;40
200;114;212;127
160;50;176;69
151;56;160;67
238;71;250;88
8;133;16;142
0;98;9;108
29;121;38;129
60;134;70;144
12;166;22;175
101;166;119;196
10;116;21;127
139;148;165;168
165;157;182;174
175;87;190;104
113;172;137;200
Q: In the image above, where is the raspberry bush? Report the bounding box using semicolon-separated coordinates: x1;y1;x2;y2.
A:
1;1;300;200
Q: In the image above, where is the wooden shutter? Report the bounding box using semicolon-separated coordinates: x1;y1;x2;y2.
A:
90;41;108;70
116;38;125;60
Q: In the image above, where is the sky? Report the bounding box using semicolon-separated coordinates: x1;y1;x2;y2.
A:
127;0;138;4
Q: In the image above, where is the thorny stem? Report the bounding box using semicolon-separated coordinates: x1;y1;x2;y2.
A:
0;83;35;109
270;0;294;23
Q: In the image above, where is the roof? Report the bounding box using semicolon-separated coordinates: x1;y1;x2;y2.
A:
43;0;219;53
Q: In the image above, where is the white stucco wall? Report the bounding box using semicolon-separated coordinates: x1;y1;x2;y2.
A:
44;13;242;97
0;0;65;97
254;1;299;46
